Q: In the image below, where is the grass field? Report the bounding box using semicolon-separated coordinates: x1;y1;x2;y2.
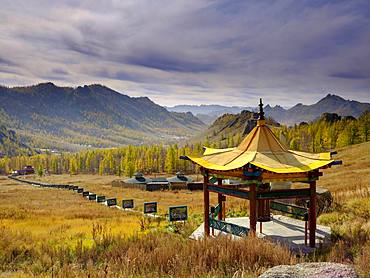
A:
19;174;252;217
0;176;142;241
0;176;295;277
0;141;369;277
314;142;370;277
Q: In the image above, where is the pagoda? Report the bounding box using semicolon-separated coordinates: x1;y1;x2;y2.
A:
181;99;341;247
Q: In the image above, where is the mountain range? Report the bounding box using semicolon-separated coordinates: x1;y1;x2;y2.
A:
169;94;370;126
166;104;254;124
264;94;370;126
0;83;205;151
0;82;368;154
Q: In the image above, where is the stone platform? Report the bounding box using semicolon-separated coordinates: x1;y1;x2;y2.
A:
190;215;331;254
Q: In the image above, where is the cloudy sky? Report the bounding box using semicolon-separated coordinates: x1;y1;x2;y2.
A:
0;0;369;107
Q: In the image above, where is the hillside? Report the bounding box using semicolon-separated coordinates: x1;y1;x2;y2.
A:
194;110;280;148
265;94;370;126
0;125;32;157
197;107;369;153
318;141;370;196
0;83;205;150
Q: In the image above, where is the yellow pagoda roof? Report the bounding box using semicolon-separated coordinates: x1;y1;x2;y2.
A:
185;118;334;174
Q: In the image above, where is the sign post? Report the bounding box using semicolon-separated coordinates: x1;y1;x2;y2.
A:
122;199;134;209
96;195;106;203
144;202;157;214
168;205;188;222
106;198;117;207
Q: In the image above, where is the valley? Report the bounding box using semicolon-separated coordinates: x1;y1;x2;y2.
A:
1;1;369;277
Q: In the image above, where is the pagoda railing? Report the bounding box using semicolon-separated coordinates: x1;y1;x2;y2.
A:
209;204;249;237
270;201;309;245
270;201;308;219
209;218;249;237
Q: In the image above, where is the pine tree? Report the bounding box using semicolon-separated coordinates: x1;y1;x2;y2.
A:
37;165;44;177
69;158;78;175
359;111;369;142
165;147;174;173
98;159;105;175
125;161;135;177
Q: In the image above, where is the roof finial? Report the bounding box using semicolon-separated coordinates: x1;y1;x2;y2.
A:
258;98;265;120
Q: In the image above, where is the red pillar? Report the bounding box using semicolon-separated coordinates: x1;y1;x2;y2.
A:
309;181;317;248
217;178;223;220
203;172;210;237
249;183;257;234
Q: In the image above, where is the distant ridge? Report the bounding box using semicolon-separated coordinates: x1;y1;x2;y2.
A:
167;94;369;126
167;104;255;124
0;83;205;151
264;94;370;126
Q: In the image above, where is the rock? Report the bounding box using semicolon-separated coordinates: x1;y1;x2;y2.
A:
259;262;358;278
295;187;333;215
316;187;333;214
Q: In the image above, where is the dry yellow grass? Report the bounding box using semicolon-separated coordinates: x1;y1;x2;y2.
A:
0;141;369;277
0;176;296;277
21;173;251;217
315;142;370;277
318;141;370;203
0;177;143;249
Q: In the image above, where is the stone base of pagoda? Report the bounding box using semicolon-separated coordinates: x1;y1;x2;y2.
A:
190;215;331;254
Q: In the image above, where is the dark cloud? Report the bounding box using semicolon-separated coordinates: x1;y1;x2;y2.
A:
0;0;369;106
0;57;16;66
330;71;368;80
126;53;217;73
52;68;69;75
94;69;142;83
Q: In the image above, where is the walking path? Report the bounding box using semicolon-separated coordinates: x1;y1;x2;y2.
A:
8;176;161;218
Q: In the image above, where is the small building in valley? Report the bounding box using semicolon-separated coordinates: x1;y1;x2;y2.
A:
146;177;169;191
119;172;152;189
113;172;169;191
168;171;193;190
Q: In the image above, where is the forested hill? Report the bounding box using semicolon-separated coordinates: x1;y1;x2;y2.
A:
194;110;280;149
0;83;205;150
201;109;369;153
0;125;33;157
265;94;370;126
1;110;368;176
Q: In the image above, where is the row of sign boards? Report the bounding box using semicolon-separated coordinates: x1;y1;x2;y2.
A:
122;199;188;221
65;186;119;207
122;201;187;221
9;176;188;222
